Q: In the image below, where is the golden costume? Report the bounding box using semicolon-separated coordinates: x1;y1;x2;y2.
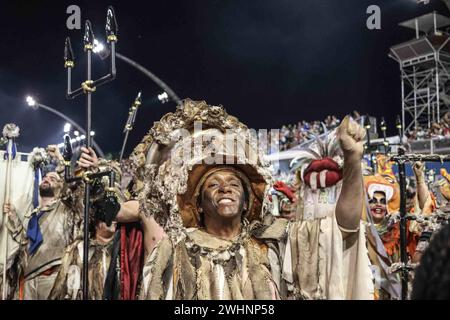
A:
135;99;373;300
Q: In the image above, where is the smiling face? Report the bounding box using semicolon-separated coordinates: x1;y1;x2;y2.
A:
198;170;247;224
369;191;387;224
39;172;62;197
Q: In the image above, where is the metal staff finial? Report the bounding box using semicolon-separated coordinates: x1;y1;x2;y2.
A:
83;20;95;50
63;7;119;300
64;37;75;68
119;92;142;161
106;6;118;41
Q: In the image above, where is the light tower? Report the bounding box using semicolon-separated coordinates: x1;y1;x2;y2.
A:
389;12;450;135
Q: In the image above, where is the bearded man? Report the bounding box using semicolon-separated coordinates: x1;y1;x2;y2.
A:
133;99;373;300
5;145;99;299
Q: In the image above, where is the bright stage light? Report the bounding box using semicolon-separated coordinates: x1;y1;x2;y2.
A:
26;96;36;107
90;131;95;136
80;135;86;140
158;92;169;104
64;123;71;133
74;130;80;136
93;39;105;53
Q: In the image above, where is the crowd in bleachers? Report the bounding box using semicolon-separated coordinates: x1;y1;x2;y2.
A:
407;112;450;140
271;112;365;152
271;110;450;153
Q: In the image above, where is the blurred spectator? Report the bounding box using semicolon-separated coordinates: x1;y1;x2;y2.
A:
406;112;450;141
411;224;450;300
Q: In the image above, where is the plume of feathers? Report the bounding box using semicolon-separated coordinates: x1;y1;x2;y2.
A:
290;130;342;176
30;147;49;169
2;123;20;139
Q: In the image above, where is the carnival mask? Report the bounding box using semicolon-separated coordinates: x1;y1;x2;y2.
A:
364;174;400;214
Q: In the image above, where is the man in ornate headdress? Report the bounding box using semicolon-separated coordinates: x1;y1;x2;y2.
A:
136;99;373;300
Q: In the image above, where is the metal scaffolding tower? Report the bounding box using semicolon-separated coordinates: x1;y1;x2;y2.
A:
389;12;450;135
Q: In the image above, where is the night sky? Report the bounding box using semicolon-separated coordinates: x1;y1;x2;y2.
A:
1;0;449;157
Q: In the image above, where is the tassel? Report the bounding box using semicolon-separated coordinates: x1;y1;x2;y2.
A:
67;265;81;300
212;263;226;299
102;247;107;286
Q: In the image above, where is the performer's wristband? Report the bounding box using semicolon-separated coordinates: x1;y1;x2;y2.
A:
338;224;360;234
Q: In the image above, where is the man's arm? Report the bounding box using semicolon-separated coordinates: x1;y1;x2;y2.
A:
116;200;166;257
413;162;429;210
47;144;66;176
335;116;366;239
116;200;140;223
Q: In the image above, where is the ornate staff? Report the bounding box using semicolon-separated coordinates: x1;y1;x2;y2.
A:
396;115;403;143
380;117;388;155
1;124;19;300
390;151;450;300
63;6;118;300
119;92;142;161
364;115;376;171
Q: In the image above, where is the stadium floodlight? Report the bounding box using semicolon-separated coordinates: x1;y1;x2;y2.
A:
26;96;37;108
158;92;169;104
93;39;105;54
64;123;71;133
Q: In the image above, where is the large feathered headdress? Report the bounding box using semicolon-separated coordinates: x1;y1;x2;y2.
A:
130;99;273;243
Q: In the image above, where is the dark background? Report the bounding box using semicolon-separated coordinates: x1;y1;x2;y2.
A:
0;0;448;156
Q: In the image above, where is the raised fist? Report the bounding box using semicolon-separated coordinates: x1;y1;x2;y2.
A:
413;161;425;182
47;144;63;162
337;115;366;161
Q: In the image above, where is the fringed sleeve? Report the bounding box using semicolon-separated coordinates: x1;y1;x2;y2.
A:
48;241;81;300
139;237;173;300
